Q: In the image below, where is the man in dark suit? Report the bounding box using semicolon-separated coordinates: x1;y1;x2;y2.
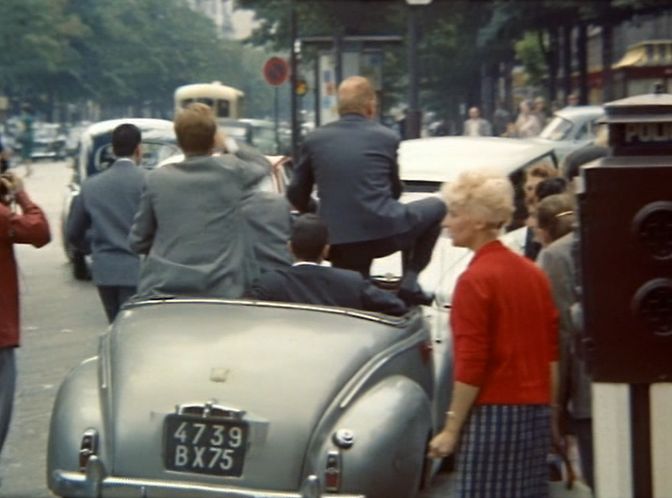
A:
67;124;145;323
286;76;445;305
248;214;408;316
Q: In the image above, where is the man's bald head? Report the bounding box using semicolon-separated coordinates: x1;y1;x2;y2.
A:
337;76;376;118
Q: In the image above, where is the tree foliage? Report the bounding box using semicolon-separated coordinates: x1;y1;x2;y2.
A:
0;0;276;120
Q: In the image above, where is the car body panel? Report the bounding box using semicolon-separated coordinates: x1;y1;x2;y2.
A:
48;299;445;498
526;105;605;163
219;118;280;155
398;136;556;183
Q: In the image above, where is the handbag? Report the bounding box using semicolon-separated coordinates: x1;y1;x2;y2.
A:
548;449;594;498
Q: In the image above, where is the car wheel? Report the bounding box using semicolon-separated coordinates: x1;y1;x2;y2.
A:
72;250;90;281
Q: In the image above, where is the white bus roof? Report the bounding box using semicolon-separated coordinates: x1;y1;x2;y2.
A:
175;82;244;100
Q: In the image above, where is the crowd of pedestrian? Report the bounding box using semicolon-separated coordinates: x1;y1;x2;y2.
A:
0;74;602;498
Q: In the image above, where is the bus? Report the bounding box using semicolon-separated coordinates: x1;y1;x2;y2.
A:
174;82;245;119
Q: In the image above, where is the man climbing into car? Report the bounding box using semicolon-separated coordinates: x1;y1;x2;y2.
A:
286;75;446;306
248;214;408;316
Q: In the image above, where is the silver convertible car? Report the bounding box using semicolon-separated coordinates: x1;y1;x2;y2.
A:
47;298;451;498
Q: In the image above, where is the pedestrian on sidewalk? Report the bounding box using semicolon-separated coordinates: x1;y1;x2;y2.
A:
0;172;51;455
17;104;35;177
428;170;559;498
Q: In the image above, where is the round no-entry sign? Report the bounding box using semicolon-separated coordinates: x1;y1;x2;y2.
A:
263;57;289;86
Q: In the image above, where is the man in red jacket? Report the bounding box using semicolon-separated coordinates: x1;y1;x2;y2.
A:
0;172;50;455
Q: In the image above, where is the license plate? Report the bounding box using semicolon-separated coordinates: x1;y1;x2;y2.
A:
164;414;248;476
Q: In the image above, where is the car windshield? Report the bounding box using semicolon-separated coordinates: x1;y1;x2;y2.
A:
94;140;180;172
221;124;248;141
251;125;278;155
539;116;573;141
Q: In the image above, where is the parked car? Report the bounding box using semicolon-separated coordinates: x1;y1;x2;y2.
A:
8;121;68;161
47;298;450;498
526;105;605;163
60;118;180;279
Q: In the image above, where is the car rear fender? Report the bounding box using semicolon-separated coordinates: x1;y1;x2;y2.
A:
310;376;432;498
47;356;107;490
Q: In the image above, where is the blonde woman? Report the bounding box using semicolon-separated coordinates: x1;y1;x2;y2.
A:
428;170;559;498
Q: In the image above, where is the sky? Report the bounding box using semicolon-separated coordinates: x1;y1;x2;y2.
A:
231;8;257;39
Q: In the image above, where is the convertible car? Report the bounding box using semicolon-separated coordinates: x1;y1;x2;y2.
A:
47;299;451;498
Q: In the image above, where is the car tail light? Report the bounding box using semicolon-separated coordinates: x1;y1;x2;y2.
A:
79;429;99;472
324;450;341;492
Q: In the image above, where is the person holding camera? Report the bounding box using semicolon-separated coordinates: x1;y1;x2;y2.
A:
0;172;51;456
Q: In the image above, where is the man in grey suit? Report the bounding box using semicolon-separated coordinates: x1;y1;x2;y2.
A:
129;103;269;300
67;124;145;323
287;76;445;305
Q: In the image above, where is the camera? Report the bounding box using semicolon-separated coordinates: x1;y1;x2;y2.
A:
0;174;16;205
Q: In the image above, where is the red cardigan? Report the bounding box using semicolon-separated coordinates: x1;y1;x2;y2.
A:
451;240;559;405
0;191;51;349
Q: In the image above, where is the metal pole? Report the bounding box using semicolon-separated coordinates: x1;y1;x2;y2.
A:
406;5;421;139
290;0;300;161
274;86;279;152
314;55;321;127
334;33;343;86
630;384;653;498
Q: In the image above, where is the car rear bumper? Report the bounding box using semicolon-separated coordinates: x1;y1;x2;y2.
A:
51;456;366;498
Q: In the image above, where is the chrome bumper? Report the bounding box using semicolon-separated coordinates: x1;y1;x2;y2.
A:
51;456;366;498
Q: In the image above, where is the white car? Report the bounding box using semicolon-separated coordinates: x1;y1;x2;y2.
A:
371;136;556;337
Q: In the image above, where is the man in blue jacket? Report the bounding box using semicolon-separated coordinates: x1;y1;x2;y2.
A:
248;214;407;316
287;76;445;305
67;124;145;322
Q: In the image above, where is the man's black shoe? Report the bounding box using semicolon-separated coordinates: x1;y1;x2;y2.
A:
398;286;435;306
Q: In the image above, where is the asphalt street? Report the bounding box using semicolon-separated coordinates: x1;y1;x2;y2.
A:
0;159;454;498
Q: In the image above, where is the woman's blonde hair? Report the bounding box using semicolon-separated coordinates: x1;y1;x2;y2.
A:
174;102;217;155
441;170;514;228
536;193;576;242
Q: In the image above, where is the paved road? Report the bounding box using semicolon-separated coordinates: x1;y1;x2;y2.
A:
0;160;454;497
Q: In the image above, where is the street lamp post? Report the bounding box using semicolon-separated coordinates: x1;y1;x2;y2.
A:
405;0;432;139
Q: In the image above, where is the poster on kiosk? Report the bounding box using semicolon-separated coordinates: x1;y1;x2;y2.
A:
318;50;383;125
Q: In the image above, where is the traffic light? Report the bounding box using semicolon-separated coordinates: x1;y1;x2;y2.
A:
295;79;308;97
577;92;672;383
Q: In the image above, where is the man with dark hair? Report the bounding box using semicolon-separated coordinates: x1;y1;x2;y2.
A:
248;214;408;316
67;123;145;322
287;76;445;305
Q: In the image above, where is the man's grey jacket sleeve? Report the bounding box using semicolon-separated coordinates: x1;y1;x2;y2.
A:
128;182;156;255
66;193;92;254
286;143;315;212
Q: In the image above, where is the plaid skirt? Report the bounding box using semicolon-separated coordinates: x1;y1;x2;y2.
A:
456;404;551;498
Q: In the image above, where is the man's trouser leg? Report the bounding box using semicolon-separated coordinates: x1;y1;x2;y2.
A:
328;245;374;278
97;286;137;324
0;347;16;456
399;197;447;275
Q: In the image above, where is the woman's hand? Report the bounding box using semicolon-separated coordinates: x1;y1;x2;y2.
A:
427;429;459;459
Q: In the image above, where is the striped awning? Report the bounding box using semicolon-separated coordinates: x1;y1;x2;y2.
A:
613;40;672;69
